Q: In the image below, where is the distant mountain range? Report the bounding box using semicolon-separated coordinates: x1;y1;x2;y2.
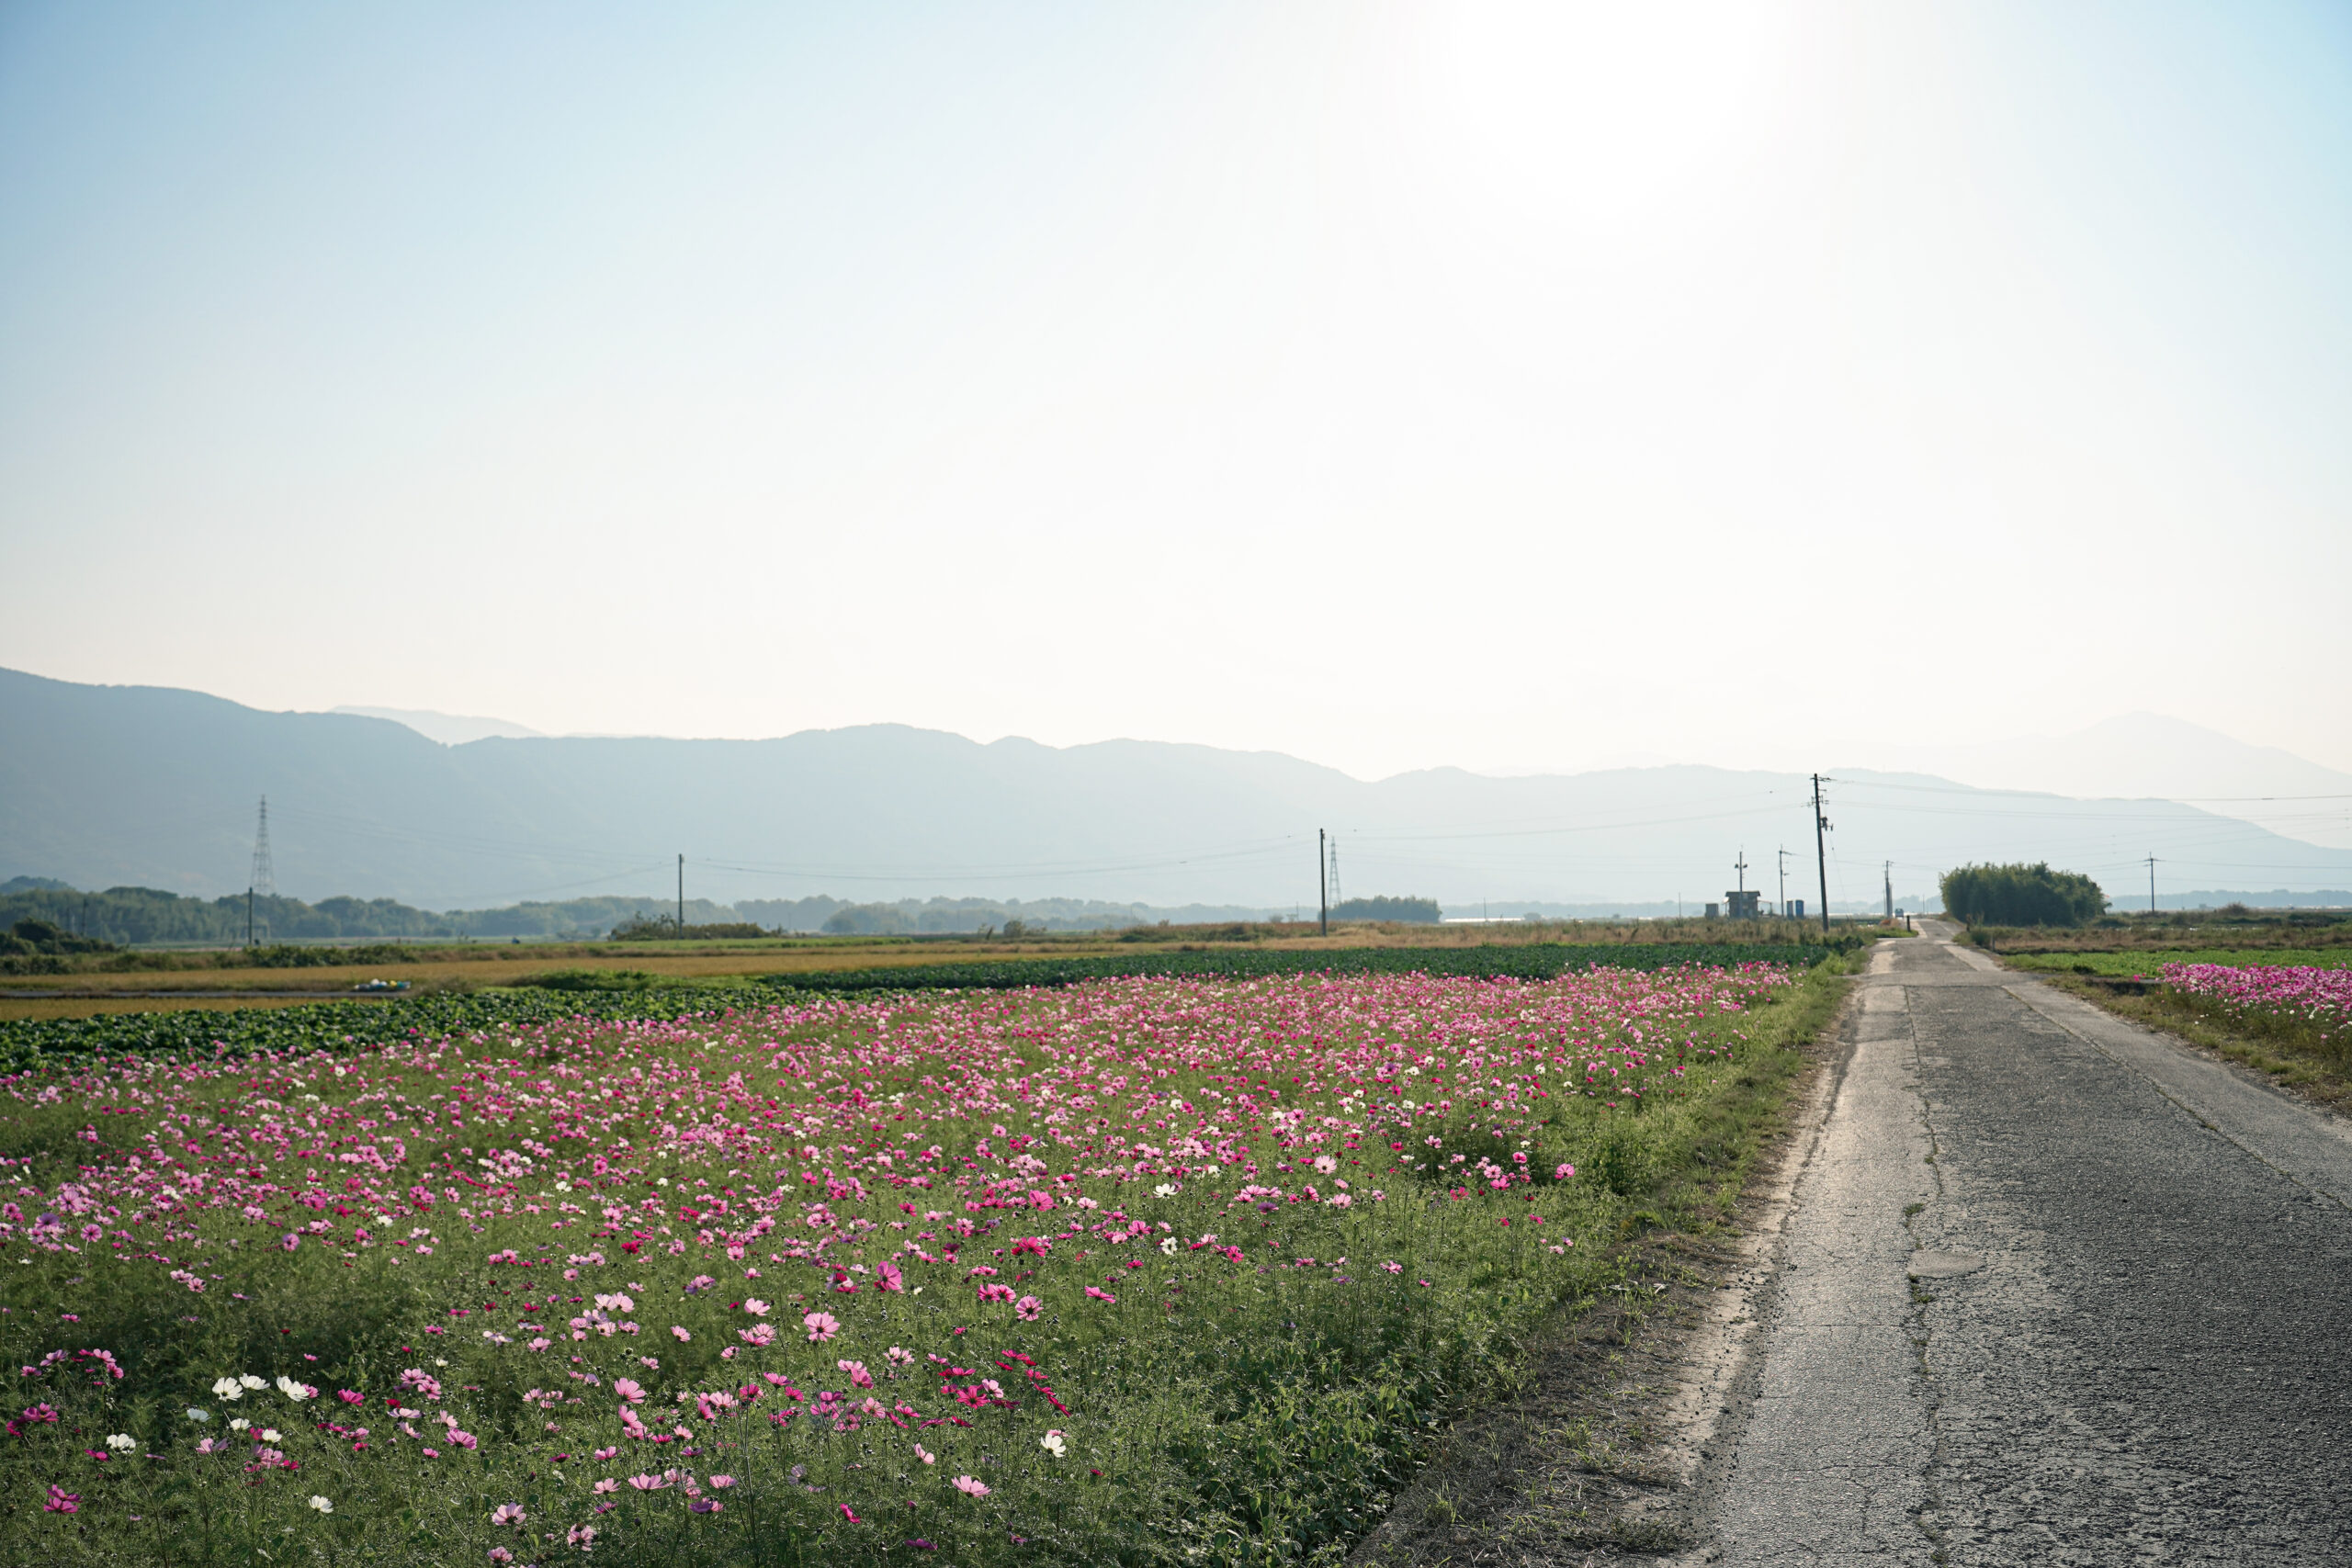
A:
1877;713;2352;851
329;706;546;745
5;666;2347;912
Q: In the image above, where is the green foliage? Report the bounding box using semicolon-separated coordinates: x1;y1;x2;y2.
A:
609;916;774;941
1328;897;1442;924
1939;862;2107;927
0;987;775;1073
0;886;750;946
0;918;118;958
514;967;679;992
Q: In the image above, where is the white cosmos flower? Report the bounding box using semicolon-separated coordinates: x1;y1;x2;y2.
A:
308;1495;334;1514
1159;1235;1180;1256
211;1378;243;1400
1152;1183;1179;1199
105;1434;136;1452
259;1428;283;1443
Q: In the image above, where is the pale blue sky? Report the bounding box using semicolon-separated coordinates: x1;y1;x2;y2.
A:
5;2;2348;778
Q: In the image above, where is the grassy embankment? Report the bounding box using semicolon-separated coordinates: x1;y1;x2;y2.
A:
1976;915;2352;1107
0;941;1861;1565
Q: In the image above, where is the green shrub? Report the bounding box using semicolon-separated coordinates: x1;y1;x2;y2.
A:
1939;863;2106;927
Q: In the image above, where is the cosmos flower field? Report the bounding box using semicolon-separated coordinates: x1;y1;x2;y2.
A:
0;962;1827;1565
2162;962;2352;1052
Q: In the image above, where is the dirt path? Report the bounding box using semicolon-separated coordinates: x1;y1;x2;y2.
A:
1679;919;2352;1563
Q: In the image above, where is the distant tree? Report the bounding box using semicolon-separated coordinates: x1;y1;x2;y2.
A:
1939;863;2106;927
822;905;912;936
1328;896;1442;924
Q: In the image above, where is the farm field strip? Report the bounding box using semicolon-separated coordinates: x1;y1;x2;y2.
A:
0;944;1849;1068
0;960;1821;1565
2003;947;2352;977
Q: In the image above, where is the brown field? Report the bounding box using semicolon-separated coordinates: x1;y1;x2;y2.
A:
0;916;1845;1021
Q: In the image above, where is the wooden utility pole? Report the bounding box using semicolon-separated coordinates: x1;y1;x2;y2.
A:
2147;854;2157;914
1811;774;1831;934
1318;829;1328;936
247;886;254;947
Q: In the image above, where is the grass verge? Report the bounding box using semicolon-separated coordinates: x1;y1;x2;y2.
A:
1345;953;1856;1566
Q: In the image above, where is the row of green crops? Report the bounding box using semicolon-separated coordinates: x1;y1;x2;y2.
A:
0;943;1853;1071
758;941;1855;995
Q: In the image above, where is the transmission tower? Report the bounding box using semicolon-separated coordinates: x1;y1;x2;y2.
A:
250;795;277;898
1327;837;1343;909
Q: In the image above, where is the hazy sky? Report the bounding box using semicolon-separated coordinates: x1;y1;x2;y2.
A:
5;1;2347;781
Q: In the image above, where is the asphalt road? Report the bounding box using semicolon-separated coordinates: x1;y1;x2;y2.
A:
1692;922;2352;1564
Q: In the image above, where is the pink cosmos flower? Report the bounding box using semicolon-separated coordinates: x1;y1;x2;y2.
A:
803;1311;840;1343
1554;1163;1576;1180
491;1502;526;1526
1015;1294;1043;1322
707;1474;735;1488
594;1445;619;1461
953;1474;990;1497
594;1478;619;1494
670;1325;692;1342
614;1379;646;1403
1084;1286;1117;1303
43;1485;78;1514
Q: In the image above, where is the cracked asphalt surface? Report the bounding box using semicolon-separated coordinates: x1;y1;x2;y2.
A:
1694;923;2352;1564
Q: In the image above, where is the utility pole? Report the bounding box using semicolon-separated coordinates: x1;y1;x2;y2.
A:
246;886;254;947
1778;848;1792;918
678;854;685;934
1734;848;1749;895
1884;860;1894;920
2147;853;2157;914
1811;773;1831;934
1317;829;1328;936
